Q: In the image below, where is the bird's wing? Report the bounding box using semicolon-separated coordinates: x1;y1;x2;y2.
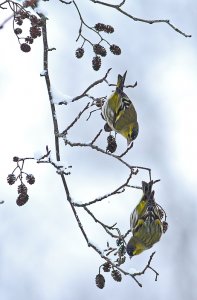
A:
114;91;137;124
130;208;138;231
102;92;118;127
130;194;148;231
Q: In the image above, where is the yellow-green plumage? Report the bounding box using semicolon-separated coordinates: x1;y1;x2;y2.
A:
102;71;139;145
126;181;164;256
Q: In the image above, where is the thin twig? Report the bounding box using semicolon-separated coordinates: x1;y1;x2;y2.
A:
91;129;103;144
90;0;191;38
0;6;14;28
59;0;72;4
86;108;101;121
71;68;112;102
73;171;133;207
108;81;137;89
60;102;90;136
64;137;151;176
73;0;111;45
0;0;8;8
132;252;159;281
83;206;119;238
127;184;142;190
118;142;133;157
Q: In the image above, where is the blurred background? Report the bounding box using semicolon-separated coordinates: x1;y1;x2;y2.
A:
0;0;197;299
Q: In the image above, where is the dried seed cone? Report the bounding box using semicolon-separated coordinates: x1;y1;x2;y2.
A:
23;0;39;8
92;56;101;71
30;26;41;38
16;193;29;206
18;183;28;195
18;11;29;20
93;44;107;57
95;274;105;289
162;221;168;233
95;98;104;108
111;270;122;282
30;15;39;26
26;174;35;185
94;23;106;32
110;44;121;55
118;256;126;265
75;47;84;59
104;25;114;33
13;156;19;162
14;28;22;35
106;135;117;153
103;262;111;272
20;43;31;53
116;238;122;246
104;122;111;132
25;36;34;44
118;245;126;255
7;174;16;185
15;18;23;26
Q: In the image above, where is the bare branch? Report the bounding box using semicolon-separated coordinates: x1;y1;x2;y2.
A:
60;102;90;136
71;68;112;103
90;0;191;38
118;142;133;157
60;173;92;245
108;81;137;89
132;252;159;281
91;129;103;145
64;137;151;177
73;0;111;45
0;1;8;9
83;206;119;238
0;8;14;29
59;0;72;4
86;108;101;121
39;14;61;161
73;171;133;207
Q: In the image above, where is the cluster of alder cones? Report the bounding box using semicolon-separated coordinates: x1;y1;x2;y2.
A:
96;262;122;289
7;157;35;206
75;23;121;71
13;8;43;52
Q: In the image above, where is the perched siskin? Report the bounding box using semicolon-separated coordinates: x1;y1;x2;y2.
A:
102;71;139;145
126;181;167;257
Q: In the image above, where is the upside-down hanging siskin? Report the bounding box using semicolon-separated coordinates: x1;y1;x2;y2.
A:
126;181;167;257
102;71;139;145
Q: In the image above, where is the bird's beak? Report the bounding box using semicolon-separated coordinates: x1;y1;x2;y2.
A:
122;70;127;83
127;139;132;147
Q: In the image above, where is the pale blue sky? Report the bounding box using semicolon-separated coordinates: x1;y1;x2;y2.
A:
0;1;197;299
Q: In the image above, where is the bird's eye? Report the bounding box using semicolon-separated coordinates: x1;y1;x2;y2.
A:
131;126;138;141
126;243;134;257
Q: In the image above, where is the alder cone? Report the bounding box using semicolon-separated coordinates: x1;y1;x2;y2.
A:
92;56;101;71
95;274;105;289
21;43;31;52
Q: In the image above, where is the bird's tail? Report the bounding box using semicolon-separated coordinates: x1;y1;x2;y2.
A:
142;181;153;197
142;181;158;216
116;71;127;92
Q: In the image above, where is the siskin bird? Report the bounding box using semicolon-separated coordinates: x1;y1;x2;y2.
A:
102;71;139;145
126;181;167;257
